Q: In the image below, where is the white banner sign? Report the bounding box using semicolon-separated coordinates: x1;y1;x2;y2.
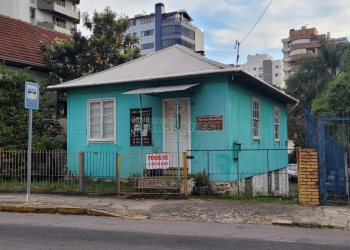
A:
146;153;170;169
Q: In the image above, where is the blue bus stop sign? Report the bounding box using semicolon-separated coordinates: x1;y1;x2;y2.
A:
25;81;39;109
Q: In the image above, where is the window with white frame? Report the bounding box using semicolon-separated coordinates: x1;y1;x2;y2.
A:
88;98;115;142
274;106;280;141
252;97;260;139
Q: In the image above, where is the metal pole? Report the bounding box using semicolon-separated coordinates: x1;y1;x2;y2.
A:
176;96;180;179
117;153;120;195
26;109;32;203
79;151;84;193
183;152;188;196
139;94;144;177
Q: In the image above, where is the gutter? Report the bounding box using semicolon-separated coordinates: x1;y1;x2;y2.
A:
288;101;299;114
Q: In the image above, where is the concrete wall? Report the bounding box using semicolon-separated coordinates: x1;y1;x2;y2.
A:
240;54;285;89
195;28;204;52
210;167;290;196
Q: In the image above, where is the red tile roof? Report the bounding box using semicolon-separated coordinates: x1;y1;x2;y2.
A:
0;15;70;69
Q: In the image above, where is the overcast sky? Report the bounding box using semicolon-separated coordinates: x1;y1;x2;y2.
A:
78;0;350;64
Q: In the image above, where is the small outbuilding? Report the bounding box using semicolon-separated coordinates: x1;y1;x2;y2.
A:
49;45;298;195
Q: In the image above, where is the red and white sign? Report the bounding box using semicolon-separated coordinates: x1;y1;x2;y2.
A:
146;153;170;169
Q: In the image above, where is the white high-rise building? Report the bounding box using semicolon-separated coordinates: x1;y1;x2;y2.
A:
126;3;204;55
0;0;80;35
240;54;285;89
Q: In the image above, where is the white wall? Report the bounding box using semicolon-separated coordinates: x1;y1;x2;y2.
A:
126;17;156;55
0;0;31;22
195;28;204;52
272;60;285;89
241;54;285;89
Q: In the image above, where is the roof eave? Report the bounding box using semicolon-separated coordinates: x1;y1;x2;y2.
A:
48;68;298;104
47;68;237;90
0;56;47;71
232;70;298;105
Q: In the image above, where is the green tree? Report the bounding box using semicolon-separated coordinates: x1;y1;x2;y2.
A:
311;72;350;117
286;40;349;146
312;50;350;117
42;7;140;85
0;66;61;150
286;57;331;146
319;39;348;76
340;48;350;73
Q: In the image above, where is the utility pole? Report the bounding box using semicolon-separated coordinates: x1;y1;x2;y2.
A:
234;40;240;68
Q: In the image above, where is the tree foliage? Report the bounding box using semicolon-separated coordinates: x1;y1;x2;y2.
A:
0;66;61;150
285;40;349;147
319;39;348;76
285;57;331;146
42;7;141;84
312;49;350;117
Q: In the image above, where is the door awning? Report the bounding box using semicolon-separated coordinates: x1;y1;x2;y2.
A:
123;83;200;95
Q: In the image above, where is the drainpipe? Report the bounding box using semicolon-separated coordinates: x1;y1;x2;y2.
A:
287;101;299;114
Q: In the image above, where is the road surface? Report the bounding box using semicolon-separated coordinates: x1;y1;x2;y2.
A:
0;212;349;249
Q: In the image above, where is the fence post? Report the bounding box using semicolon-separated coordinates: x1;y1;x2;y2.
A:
182;152;188;196
267;149;270;196
116;153;120;196
79;151;84;193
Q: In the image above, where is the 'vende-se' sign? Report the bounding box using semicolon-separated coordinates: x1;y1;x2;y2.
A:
146;153;170;169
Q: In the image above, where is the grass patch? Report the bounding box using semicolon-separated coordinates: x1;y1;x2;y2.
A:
0;179;134;194
0;180;79;193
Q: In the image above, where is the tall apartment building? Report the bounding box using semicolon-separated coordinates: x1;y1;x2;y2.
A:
240;54;285;89
282;26;348;80
126;3;204;55
0;0;80;35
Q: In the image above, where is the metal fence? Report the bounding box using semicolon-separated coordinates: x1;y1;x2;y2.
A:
305;111;350;204
117;151;188;195
0;150;79;193
0;148;297;197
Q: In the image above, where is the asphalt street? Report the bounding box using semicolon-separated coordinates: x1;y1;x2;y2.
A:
0;212;349;250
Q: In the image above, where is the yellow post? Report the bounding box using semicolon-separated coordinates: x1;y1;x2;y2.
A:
182;152;188;196
117;153;121;196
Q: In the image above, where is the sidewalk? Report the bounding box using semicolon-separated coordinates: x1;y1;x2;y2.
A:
0;193;349;229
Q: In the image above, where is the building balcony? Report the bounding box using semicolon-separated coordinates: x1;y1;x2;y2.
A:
37;0;80;23
37;20;72;35
282;47;290;52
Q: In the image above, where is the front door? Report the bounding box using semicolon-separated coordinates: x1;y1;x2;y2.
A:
163;98;190;169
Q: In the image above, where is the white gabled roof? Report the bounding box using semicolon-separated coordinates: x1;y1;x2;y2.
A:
48;45;231;90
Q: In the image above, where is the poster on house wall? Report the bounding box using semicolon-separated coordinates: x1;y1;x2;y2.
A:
196;115;223;130
130;108;152;146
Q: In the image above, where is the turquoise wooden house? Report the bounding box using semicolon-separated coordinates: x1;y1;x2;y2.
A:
48;45;297;193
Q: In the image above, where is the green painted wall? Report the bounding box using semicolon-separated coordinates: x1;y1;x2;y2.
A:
66;75;289;181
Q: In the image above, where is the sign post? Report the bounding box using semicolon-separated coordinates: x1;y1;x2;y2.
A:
24;81;39;203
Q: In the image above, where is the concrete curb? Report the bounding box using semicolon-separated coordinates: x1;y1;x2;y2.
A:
0;204;148;220
272;219;341;230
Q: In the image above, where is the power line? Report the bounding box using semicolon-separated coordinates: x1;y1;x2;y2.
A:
240;0;274;44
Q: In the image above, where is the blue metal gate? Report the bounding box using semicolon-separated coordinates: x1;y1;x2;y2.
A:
305;111;350;204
